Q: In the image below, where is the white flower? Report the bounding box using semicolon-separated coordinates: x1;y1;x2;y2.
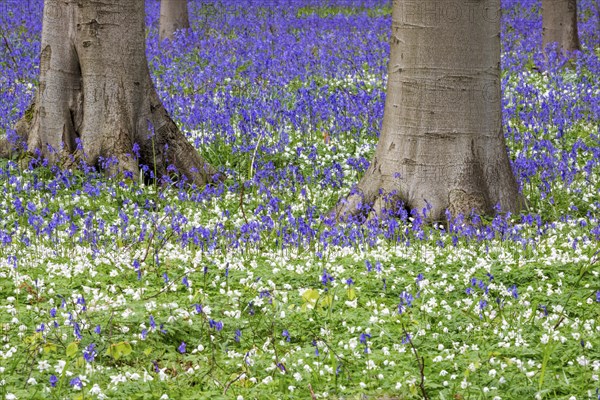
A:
160;395;169;400
89;384;104;397
262;376;273;385
345;299;357;308
5;394;17;400
37;360;50;372
54;360;66;374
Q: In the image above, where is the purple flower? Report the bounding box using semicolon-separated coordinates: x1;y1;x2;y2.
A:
132;142;141;159
282;329;290;342
73;322;82;340
321;269;334;287
178;342;186;354
49;374;58;387
311;340;319;356
508;285;519;299
401;333;412;345
209;319;223;331
133;259;141;280
69;376;82;389
83;343;96;363
398;291;414;314
182;276;189;288
359;332;371;345
277;362;286;373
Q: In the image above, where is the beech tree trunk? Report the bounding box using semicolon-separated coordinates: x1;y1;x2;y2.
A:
542;0;580;53
335;0;521;222
159;0;190;42
5;0;216;185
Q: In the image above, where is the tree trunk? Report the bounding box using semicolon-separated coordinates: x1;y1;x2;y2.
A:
5;0;217;186
542;0;580;53
159;0;190;42
335;0;521;222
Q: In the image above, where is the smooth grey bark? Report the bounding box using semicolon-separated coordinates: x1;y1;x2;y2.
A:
159;0;190;42
542;0;580;53
4;0;216;185
335;0;521;222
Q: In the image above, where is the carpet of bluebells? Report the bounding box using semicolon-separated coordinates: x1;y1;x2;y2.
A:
1;1;599;399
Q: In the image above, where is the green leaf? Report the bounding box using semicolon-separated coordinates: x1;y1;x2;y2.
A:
302;289;319;304
107;342;133;360
66;342;78;358
116;342;133;357
320;294;333;308
347;287;356;300
43;343;57;354
106;345;121;360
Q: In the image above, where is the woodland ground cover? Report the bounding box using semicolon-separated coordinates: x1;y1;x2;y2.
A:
0;1;599;399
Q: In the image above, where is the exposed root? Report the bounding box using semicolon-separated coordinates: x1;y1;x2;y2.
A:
333;187;408;224
4;99;222;188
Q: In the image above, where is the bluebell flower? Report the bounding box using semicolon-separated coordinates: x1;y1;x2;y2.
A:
69;377;82;389
311;340;319;356
398;291;414;314
401;334;411;345
209;319;223;331
83;343;96;363
73;322;82;340
178;342;186;354
359;333;371;345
